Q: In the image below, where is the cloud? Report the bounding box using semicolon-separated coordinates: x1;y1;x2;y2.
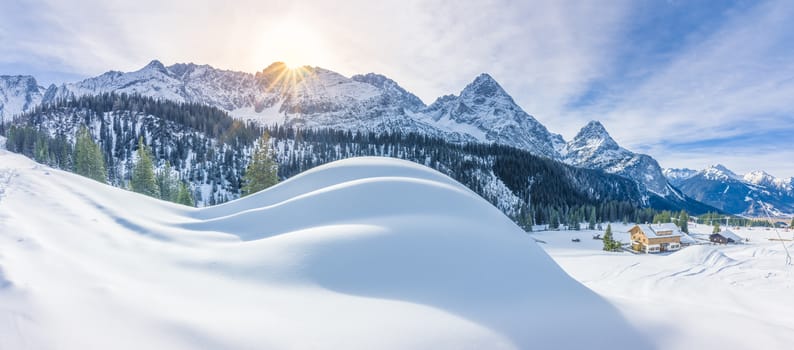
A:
567;0;794;176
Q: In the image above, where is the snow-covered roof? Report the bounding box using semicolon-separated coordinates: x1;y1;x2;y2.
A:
714;229;743;242
633;223;683;239
679;232;697;244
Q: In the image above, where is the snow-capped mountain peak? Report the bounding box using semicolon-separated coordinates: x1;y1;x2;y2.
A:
567;120;620;152
461;73;512;100
701;164;739;181
419;73;563;156
350;73;426;112
673;164;794;215
743;170;792;192
663;168;698;185
564;120;670;195
142;59;168;73
0;75;46;122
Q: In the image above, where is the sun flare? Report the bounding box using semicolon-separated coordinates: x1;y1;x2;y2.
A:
252;18;328;71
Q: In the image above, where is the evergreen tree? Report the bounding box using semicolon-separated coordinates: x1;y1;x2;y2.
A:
678;210;689;233
603;224;616;251
241;133;279;196
713;222;721;234
156;162;177;201
131;137;159;197
175;181;195;207
73;126;107;183
588;207;596;230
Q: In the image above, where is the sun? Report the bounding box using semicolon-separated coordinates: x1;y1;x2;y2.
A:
252;18;328;71
261;61;312;93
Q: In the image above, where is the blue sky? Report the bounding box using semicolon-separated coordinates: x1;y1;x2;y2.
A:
2;0;793;177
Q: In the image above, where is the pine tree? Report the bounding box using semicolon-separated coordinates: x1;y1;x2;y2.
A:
588;207;596;230
713;222;721;234
241;133;279;196
175;181;195;207
131;137;159;197
156;162;177;201
678;210;689;233
603;224;615;251
73;126;107;183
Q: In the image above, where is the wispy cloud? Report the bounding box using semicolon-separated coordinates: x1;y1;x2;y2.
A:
565;0;794;177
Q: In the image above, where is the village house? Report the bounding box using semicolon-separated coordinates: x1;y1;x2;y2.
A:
629;223;683;253
709;229;743;244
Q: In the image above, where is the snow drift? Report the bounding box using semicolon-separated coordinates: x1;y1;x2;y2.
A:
0;150;652;349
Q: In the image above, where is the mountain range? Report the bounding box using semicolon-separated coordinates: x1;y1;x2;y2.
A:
0;60;747;214
665;165;794;216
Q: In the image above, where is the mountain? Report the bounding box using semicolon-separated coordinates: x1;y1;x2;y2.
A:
6;61;563;154
1;60;715;214
663;168;698;185
671;164;794;216
7;93;664;223
0;75;47;123
743;170;793;192
564;121;670;195
419;74;565;156
0;62;646;165
0;150;651;349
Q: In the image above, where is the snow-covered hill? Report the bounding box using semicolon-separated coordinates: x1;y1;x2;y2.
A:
0;150;650;349
668;164;794;216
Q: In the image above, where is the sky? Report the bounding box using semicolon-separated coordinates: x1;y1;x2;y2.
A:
2;0;793;178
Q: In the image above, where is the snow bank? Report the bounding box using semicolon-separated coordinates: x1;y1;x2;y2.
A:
0;151;651;349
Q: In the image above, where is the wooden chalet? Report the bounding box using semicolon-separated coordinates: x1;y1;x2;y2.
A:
629;223;682;253
709;229;742;244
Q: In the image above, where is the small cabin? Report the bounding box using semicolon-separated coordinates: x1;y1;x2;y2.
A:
709;229;742;244
629;223;682;253
710;233;732;244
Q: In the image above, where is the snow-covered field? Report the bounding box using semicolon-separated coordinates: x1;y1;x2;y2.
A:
2;147;792;349
531;224;794;350
0;150;650;350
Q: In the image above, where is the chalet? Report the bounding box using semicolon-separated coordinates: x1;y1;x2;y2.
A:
710;229;742;244
629;223;682;253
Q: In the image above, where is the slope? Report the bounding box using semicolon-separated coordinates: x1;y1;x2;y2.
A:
0;150;652;350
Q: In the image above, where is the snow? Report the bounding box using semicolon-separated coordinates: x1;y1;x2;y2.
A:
702;164;741;181
0;75;45;122
418;113;488;141
229;103;287;126
0;150;649;349
530;223;794;350
744;170;793;192
636;223;683;238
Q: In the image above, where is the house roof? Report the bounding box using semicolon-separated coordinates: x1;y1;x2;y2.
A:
632;223;683;239
713;229;743;242
679;232;697;244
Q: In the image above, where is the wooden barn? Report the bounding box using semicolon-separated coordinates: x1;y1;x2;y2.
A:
710;229;742;244
629;223;682;253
